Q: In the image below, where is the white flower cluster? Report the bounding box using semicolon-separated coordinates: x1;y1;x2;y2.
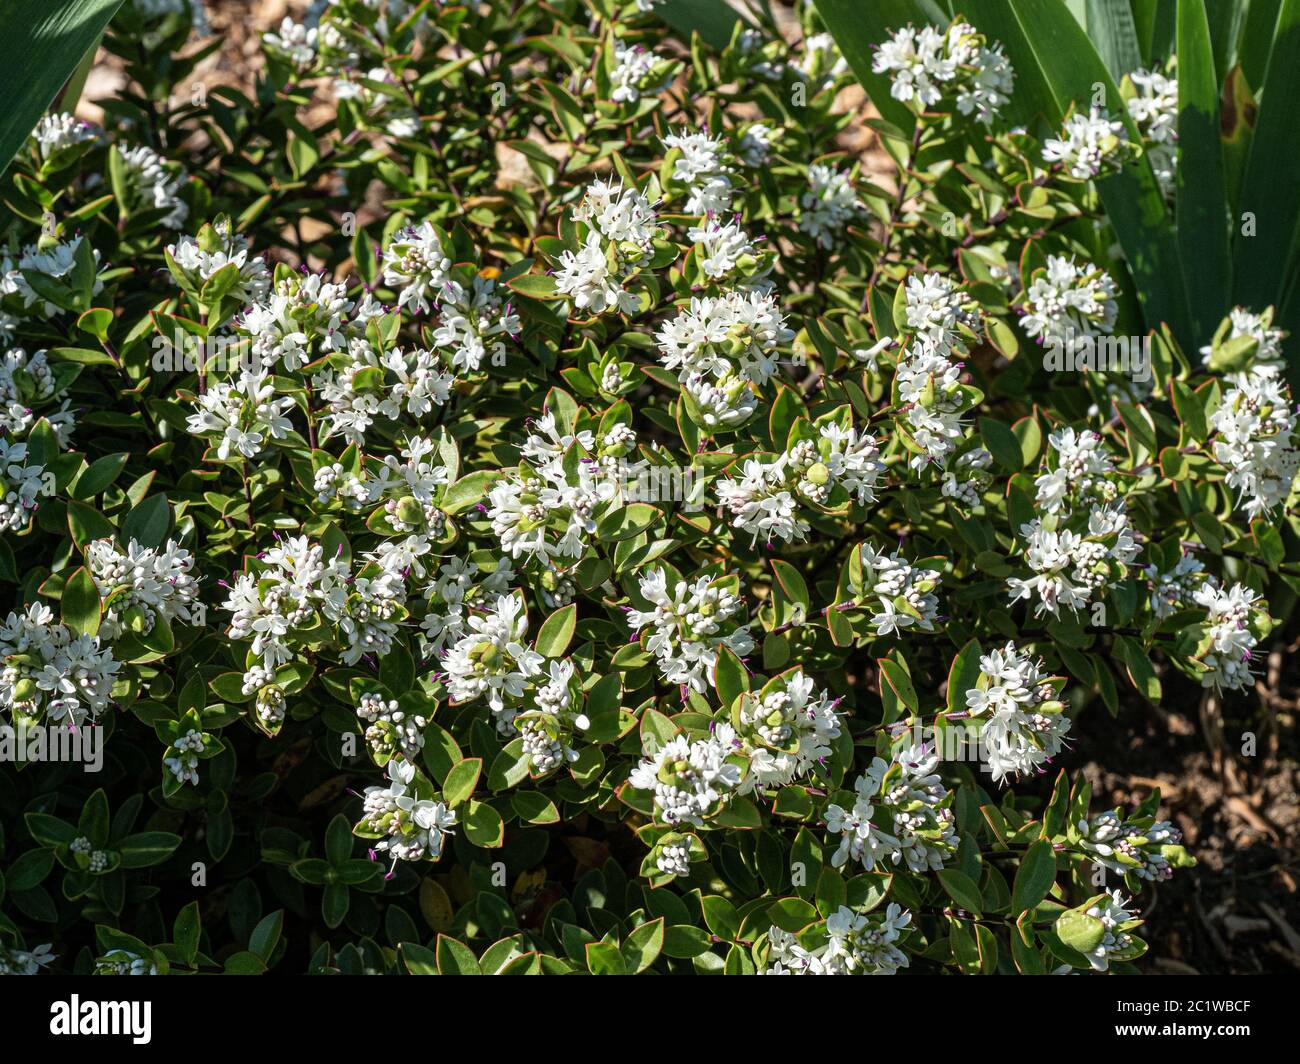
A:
0;439;47;532
33;113;99;158
1144;551;1206;619
626;569;754;693
1042;107;1130;180
662;129;734;214
556;179;660;316
312;339;454;445
487;415;620;564
1;234;104;318
356;692;428;763
732;670;843;789
1200;306;1286;377
427;275;520;374
441;593;543;715
382;221;451;315
0;942;54;975
1192;580;1266;692
895;272;978;470
1079;809;1185;883
87;537;200;640
511;658;591;774
263;16;318;72
118;144;189;228
940;445;994;507
872;19;1013;124
0;603;119;726
628;725;743;827
186;367;295;461
964;642;1071;782
765;904;912;975
223;533;408;684
1009;504;1140;619
826;743;958;873
166;219;271;306
94;949;156;976
239;270;358;372
856;544;942;636
1079;890;1141;972
607;38;672;103
717;424;885;545
1208;368;1300;517
1009;428;1139;618
359;760;456;867
1020;254;1119;356
687;217;757;281
164;728;205;786
418;555;515;653
656;289;793;430
798;164;860;249
1127;67;1178;197
0;347;74;442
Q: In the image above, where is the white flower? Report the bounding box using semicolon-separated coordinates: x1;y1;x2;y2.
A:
0;602;119;727
1020;254;1119;356
1127;67;1178;196
662;129;734;214
86;537;200;640
628;726;743;826
118;144;189;228
872;19;1012;124
964;642;1071;782
382;222;452;315
1043;107;1129;180
798;164;860;249
626;569;754;693
264;17;317;71
441;594;543;714
33;113;99;158
1208;368;1300;517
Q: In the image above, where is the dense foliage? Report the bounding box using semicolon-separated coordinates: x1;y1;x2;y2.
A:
0;0;1294;976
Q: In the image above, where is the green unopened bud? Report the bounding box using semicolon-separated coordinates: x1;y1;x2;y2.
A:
123;604;150;634
805;462;830;486
197;223;222;254
12;676;36;702
1037;699;1065;716
395;496;424;526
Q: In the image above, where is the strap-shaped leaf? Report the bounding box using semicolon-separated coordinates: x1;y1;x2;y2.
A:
0;0;124;177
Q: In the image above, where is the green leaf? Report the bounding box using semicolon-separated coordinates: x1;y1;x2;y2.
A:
621;917;664;973
585;940;627;975
1085;0;1144;79
979;416;1025;472
938;868;985;914
1176;0;1232;340
1233;0;1300;319
1056;906;1107;953
946;638;983;714
60;565;101;638
436;934;481;975
965;0;1191;344
442;758;483;808
462;800;505;848
118;832;182;868
173;900;201;964
0;0;124;178
535;603;577;658
120;493;171;550
1011;839;1058;914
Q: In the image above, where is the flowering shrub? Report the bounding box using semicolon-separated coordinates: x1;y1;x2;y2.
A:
0;0;1295;977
